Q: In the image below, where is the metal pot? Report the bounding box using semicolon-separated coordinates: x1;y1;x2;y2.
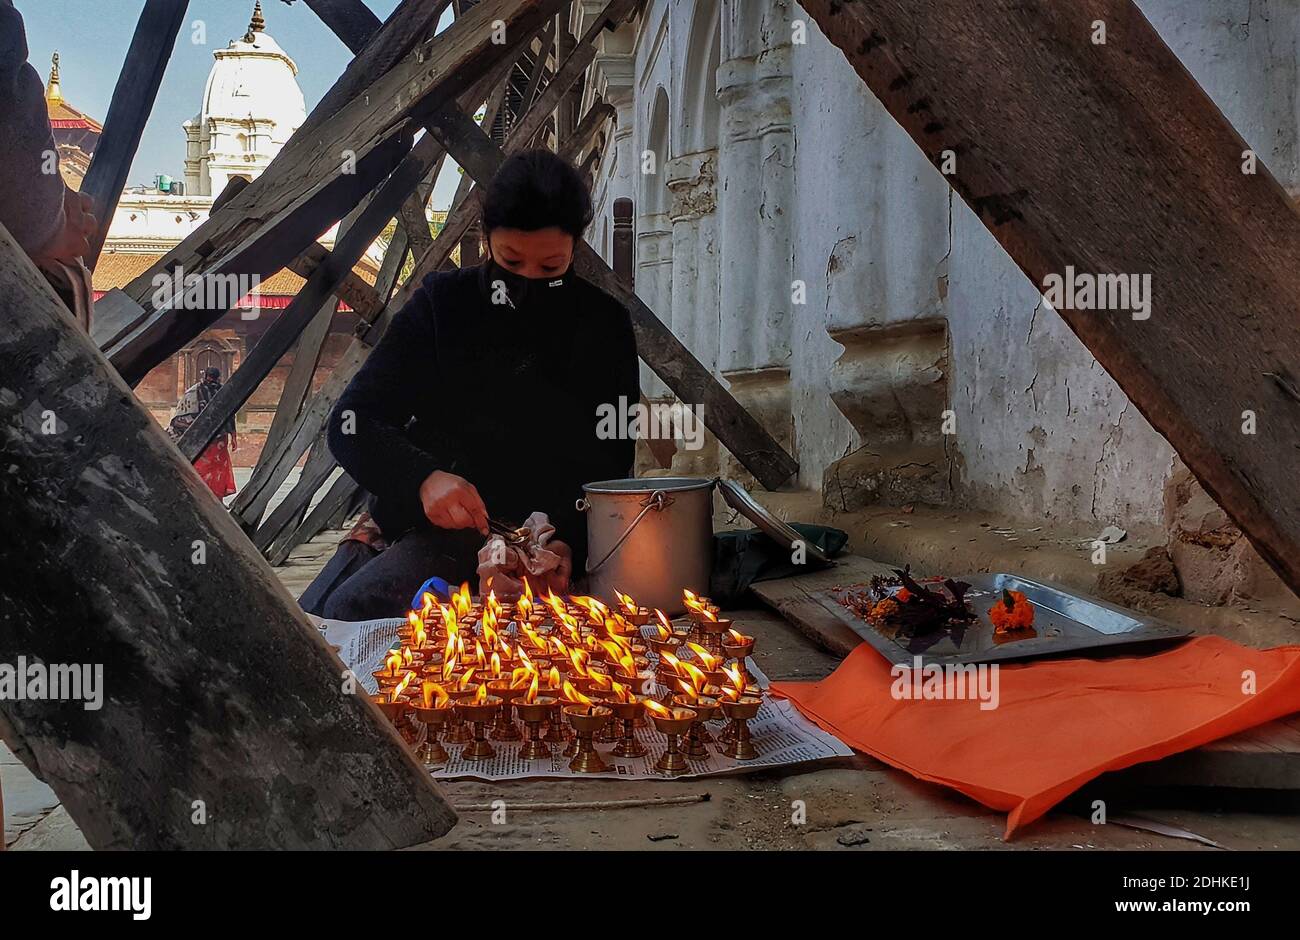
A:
577;478;714;615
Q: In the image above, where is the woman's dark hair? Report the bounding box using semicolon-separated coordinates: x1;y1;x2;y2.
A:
481;149;594;237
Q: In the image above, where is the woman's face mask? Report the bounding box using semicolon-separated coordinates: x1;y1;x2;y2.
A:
483;227;575;310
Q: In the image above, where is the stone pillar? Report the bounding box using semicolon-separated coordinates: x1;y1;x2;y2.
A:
665;150;720;375
714;0;795;484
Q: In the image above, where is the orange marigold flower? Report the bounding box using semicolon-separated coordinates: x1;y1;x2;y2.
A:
989;589;1034;632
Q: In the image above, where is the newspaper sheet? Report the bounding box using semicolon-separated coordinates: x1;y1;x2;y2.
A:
313;614;854;781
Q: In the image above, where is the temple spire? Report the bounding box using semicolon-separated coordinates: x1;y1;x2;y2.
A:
46;52;62;106
245;1;266;41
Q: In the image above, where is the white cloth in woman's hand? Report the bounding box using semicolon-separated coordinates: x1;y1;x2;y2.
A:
475;511;564;598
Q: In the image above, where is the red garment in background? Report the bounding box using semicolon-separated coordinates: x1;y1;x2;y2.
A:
194;436;236;498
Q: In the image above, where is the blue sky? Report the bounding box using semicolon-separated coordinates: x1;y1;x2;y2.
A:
21;0;464;208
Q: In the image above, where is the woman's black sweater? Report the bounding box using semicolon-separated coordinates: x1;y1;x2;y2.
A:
326;264;640;573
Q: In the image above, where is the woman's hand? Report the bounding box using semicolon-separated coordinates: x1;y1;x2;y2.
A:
419;470;489;535
34;187;96;266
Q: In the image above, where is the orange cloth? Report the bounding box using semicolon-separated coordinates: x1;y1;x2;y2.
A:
771;636;1300;838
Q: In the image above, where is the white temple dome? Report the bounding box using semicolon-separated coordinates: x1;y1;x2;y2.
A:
182;2;307;197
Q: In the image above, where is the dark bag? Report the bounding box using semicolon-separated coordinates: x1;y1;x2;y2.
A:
708;523;848;607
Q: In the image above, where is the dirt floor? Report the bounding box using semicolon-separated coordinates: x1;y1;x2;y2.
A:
6;512;1300;851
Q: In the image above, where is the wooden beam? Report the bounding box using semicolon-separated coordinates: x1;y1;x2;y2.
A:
255;442;339;552
423;106;801;490
81;0;190;268
562;100;615;163
276;474;363;567
799;0;1300;596
0;222;456;849
302;0;384;50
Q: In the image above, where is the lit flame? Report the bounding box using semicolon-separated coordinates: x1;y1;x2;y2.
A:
402;646;415;667
482;614;498;648
457;667;477;691
617;651;637;678
384;651;402;676
728;628;749;644
676;678;698;701
687;642;720;671
441;658;457;683
723;664;746;700
568;647;590;678
490;651;502;678
644;699;672;718
420;592;436;621
454;582;472;619
679;661;708;695
523;578;534;604
522;625;545;650
702;607;718;622
474;639;486;668
524;673;540;704
392;670;416;701
660;650;683;676
610;681;635;704
615;589;639;615
510;667;531;689
683;589;703;614
561;680;593;706
547;666;561;690
474;683;489;705
422;681;450;709
588;670;612;693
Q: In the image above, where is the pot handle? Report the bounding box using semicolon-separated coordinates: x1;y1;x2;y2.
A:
582;490;674;574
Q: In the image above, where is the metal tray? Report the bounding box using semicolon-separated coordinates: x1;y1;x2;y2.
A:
824;572;1193;667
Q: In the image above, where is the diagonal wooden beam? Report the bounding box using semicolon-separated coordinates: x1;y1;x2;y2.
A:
81;0;190;268
800;0;1300;596
0;221;456;849
422;106;801;490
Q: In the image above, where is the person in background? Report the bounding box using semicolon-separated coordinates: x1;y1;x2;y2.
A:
0;0;97;327
316;149;639;621
169;367;239;499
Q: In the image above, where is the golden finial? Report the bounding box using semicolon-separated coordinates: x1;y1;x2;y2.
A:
249;1;266;34
46;52;63;105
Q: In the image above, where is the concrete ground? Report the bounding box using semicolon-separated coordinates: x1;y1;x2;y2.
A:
5;485;1298;851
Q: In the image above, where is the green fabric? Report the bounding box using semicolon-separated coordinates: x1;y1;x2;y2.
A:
709;523;848;607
